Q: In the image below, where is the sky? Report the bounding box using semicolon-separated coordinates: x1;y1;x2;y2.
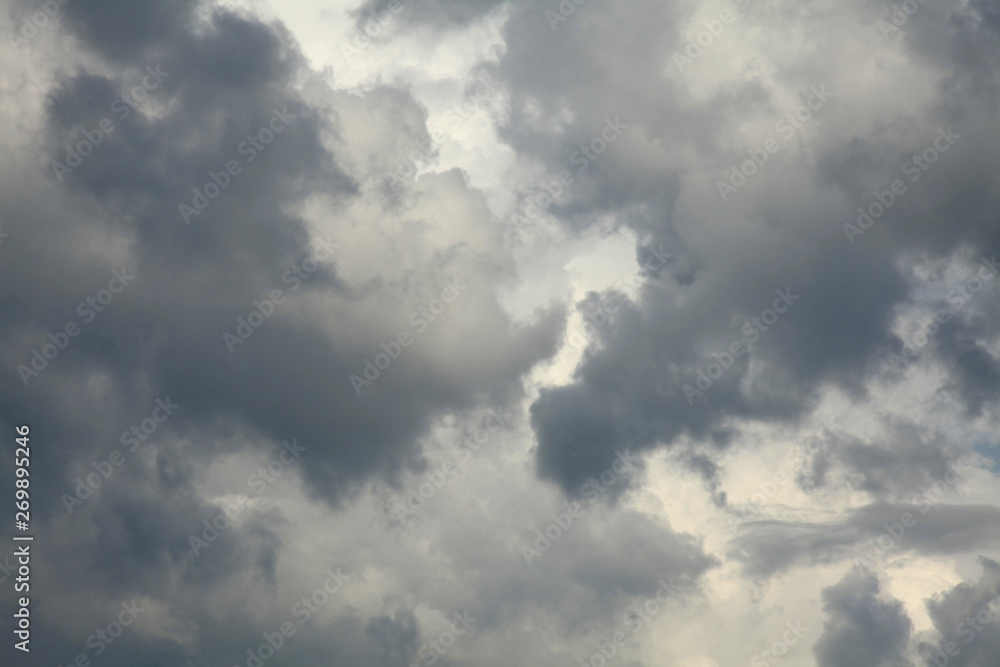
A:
1;0;1000;666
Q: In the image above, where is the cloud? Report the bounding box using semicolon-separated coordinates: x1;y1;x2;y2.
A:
729;501;1000;578
919;557;1000;667
813;568;914;667
2;0;1000;665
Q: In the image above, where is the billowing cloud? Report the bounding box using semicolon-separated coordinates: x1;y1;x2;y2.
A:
813;568;914;667
2;0;1000;665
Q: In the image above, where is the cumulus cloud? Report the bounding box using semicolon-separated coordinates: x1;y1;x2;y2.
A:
813;568;914;667
2;0;1000;665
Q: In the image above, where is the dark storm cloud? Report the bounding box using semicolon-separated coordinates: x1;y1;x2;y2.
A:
258;610;423;667
457;0;1000;495
1;0;353;515
813;568;914;667
364;610;420;662
19;587;426;667
12;0;200;63
936;326;1000;417
919;557;1000;667
1;0;562;519
0;0;562;663
531;243;910;494
818;0;1000;260
5;463;289;667
1;0;999;665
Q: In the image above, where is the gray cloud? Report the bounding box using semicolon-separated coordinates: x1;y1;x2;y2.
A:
730;500;1000;578
0;0;562;663
919;557;1000;667
3;0;1000;665
813;568;914;667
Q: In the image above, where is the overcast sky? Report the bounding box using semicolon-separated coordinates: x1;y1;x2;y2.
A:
1;0;1000;666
